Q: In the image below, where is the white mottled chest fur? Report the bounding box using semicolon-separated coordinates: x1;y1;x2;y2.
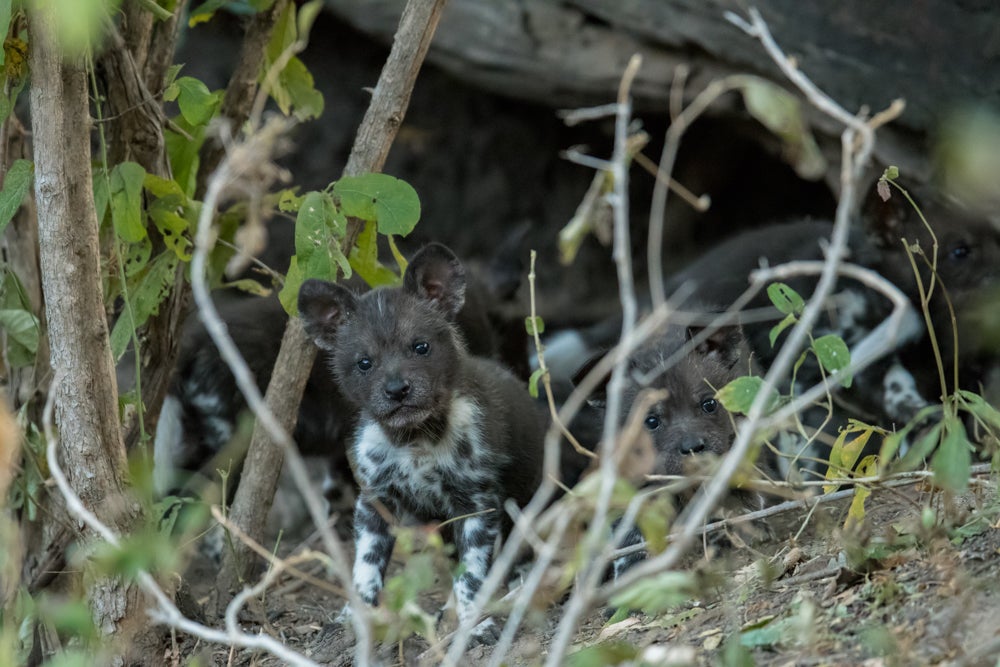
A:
352;395;500;520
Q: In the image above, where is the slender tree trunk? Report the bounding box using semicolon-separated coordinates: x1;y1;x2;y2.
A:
216;0;450;597
28;7;158;663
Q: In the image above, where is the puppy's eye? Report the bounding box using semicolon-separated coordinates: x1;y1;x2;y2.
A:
643;414;661;431
701;398;718;414
357;357;373;372
413;341;430;355
949;243;971;261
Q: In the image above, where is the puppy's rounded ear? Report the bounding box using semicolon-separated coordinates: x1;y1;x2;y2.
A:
404;243;466;319
862;178;918;249
572;351;611;409
687;324;747;370
298;279;357;350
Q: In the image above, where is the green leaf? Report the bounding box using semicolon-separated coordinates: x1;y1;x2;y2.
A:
148;206;191;261
334;174;421;236
349;221;399;288
609;570;696;614
0;308;39;368
40;598;98;645
737;76;826;180
636;494;674;555
93;167;110;228
278;56;325;121
528;367;545;399
121;237;153;278
109;161;148;244
0;1;12;67
932;417;972;491
187;0;228;27
824;423;875;492
566;641;638;667
0;159;33;235
387;234;408;275
296;0;322;38
294;191;349;284
894;420;943;473
844;455;878;527
278;255;303;316
812;334;852;388
109;253;178;360
143;173;186;200
278;188;304;213
91;530;179;580
768;312;796;348
524;315;545;336
716;376;777;415
223;278;272;297
958;389;1000;433
171;77;220;127
165;123;206;197
767;282;804;315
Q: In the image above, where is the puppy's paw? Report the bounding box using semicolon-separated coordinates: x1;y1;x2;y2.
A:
470;617;500;646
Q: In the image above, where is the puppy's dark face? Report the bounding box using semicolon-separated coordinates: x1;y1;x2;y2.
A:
621;326;749;477
298;243;468;436
332;289;463;431
865;188;1000;307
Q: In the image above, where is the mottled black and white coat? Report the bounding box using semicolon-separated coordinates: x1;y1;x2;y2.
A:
298;243;545;644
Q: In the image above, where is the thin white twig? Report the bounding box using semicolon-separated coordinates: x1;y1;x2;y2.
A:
544;53;644;667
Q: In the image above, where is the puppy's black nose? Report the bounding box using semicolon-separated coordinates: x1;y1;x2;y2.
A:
384;379;410;401
680;438;706;455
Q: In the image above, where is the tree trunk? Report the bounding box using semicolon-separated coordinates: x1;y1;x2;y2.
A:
28;7;158;663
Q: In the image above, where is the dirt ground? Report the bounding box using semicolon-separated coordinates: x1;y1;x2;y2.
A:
173;478;1000;666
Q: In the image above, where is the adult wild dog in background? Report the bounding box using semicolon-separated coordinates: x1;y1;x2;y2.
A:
298;243;546;645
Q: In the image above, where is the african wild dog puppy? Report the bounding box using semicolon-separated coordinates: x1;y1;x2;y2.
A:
151;249;526;501
298;243;546;645
576;322;774;578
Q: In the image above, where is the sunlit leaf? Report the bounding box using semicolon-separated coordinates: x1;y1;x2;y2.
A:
767;282;804;316
334;173;421;236
349;220;399;288
716;376;777;415
824;423;874;492
278;255;302;315
844;455;878;527
812;334;852;387
524;315;545;336
769;312;796;348
528;367;545;399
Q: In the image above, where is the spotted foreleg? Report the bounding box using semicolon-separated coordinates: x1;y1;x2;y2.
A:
351;496;395;609
453;510;501;645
